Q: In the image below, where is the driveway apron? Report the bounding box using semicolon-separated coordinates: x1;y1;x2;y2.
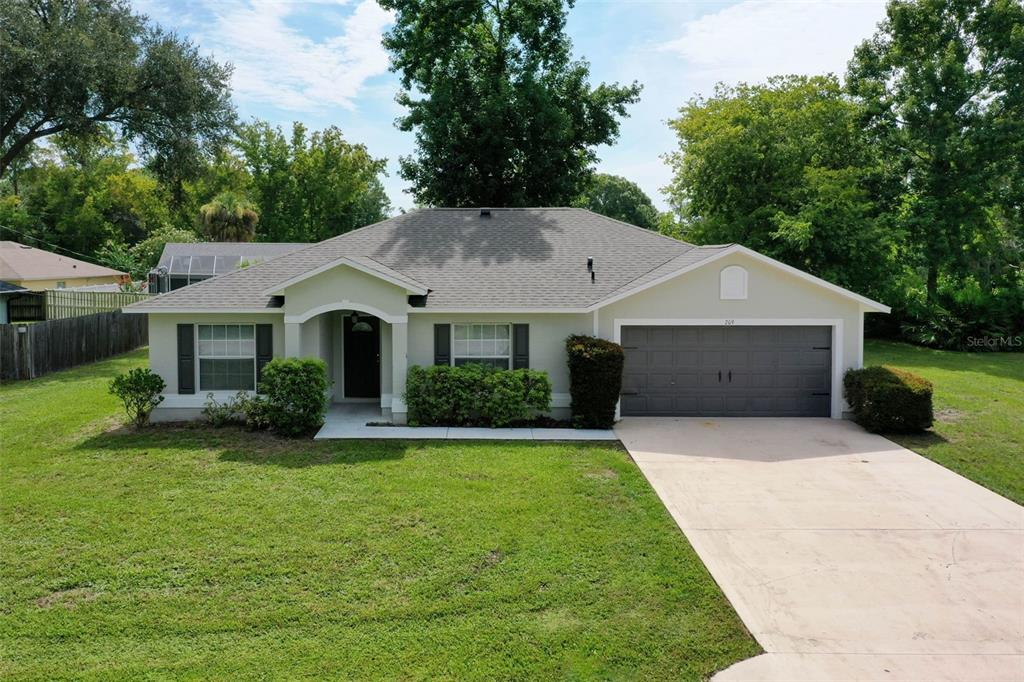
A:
615;417;1024;681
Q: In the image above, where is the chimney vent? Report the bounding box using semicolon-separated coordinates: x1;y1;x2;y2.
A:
479;209;491;218
586;256;593;272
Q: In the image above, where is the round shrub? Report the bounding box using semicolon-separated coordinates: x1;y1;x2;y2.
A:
844;365;934;433
109;368;165;427
566;335;624;429
257;357;329;436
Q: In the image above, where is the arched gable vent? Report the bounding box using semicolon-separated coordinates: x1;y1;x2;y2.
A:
720;265;748;300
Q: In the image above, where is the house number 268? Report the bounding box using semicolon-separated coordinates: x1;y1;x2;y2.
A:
724;319;735;325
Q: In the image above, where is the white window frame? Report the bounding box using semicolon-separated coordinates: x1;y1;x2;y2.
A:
451;323;512;369
197;324;257;392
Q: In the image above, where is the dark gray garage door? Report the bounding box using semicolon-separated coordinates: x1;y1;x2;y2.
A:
620;326;832;417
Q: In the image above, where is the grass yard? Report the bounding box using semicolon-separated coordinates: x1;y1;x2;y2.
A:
0;351;758;680
865;340;1024;505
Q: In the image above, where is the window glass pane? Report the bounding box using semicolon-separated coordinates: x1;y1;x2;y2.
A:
170;255;191;275
240;326;254;340
199;326;212;340
226;325;239;340
496;325;510;339
454;325;467;340
482;325;495;340
199;358;255;391
495;338;510;355
454;339;468;355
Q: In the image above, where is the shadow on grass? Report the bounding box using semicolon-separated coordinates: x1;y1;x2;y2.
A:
882;429;951;450
218;441;408;468
75;423;410;467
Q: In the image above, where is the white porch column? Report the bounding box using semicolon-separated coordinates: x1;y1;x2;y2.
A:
390;320;408;423
284;321;302;358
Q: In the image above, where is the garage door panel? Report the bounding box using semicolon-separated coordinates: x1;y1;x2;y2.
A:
649;327;675;345
675;350;700;366
620;325;831;417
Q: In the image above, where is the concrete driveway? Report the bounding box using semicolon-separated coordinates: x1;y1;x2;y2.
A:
615;418;1024;681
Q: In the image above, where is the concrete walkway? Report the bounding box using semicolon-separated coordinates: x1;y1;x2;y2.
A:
615;418;1024;682
314;404;616;440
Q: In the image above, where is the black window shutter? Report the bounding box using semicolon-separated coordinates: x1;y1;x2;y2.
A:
512;324;529;369
256;324;273;389
177;324;195;394
434;324;451;365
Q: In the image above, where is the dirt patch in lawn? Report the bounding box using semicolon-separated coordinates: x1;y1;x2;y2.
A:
36;587;98;610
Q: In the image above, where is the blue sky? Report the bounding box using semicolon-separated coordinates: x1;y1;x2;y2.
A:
135;0;888;212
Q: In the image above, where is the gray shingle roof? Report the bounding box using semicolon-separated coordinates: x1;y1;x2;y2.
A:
130;209;729;311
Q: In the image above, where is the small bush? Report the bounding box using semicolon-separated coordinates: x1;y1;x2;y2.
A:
404;364;552;427
481;368;553;427
257;358;329;436
844;365;934;433
202;391;260;427
405;363;491;426
566;335;624;429
109;368;165;427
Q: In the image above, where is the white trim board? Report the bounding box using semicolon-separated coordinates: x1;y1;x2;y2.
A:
263;256;428;297
123;307;283;315
612;318;845;420
590;245;890;313
285;301;407;325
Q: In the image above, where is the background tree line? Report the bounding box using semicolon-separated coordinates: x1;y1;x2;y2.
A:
1;0;1021;350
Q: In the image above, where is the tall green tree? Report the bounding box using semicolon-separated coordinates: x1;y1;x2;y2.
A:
380;0;641;207
0;0;235;183
846;0;1024;301
573;173;659;229
6;127;172;257
235;121;390;242
664;76;900;300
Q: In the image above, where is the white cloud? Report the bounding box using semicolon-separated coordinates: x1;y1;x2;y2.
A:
200;0;394;112
661;0;887;87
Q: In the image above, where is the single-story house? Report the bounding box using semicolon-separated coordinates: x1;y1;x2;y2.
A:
125;208;890;424
148;242;307;293
0;240;129;290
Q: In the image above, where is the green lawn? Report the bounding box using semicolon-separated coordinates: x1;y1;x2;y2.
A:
0;351;758;680
865;340;1024;505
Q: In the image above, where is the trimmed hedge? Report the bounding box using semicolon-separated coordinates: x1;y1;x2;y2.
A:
256;357;330;436
844;365;934;433
404;364;552;427
566;335;624;429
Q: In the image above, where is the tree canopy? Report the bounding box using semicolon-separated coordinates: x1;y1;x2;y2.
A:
0;0;236;182
573;173;659;229
380;0;641;207
846;0;1024;301
235;121;390;243
664;76;899;300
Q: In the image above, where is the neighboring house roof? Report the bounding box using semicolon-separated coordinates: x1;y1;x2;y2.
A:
127;208;888;313
0;280;28;295
154;242;308;278
0;241;127;282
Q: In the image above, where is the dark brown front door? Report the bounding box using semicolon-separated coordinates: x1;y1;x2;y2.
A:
344;315;381;398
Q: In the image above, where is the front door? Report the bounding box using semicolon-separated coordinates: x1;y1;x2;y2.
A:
344;315;381;398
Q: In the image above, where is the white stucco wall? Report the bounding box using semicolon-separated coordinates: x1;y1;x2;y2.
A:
282;264;409;322
147;312;284;421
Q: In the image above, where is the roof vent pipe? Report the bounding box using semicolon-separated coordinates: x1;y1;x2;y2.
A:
479;209;491;218
586;256;593;272
590;270;596;283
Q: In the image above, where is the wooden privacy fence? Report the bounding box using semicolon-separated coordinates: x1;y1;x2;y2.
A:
0;311;147;381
